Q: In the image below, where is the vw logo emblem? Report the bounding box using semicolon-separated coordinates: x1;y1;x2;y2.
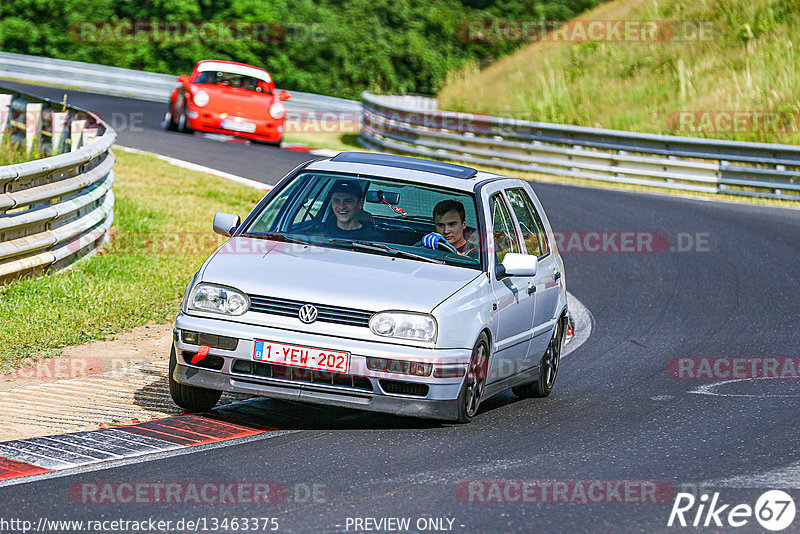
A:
298;304;318;324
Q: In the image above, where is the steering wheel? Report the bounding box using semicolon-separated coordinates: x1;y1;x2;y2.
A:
417;232;458;254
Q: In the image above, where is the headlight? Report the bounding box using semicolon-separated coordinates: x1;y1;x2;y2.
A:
269;102;285;119
188;283;249;316
193;90;210;107
369;312;437;342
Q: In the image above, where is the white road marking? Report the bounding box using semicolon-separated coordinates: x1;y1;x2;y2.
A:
700;462;800;489
563;292;592;358
688;377;800;398
114;145;272;191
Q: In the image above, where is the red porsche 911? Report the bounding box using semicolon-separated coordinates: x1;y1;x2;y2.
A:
166;59;291;145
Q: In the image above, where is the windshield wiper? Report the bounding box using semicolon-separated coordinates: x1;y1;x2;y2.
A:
328;239;444;264
239;232;313;246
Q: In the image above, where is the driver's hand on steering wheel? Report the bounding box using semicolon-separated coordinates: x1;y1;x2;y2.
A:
421;232;458;254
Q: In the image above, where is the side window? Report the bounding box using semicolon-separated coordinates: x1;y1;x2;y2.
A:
489;194;520;264
506;188;548;256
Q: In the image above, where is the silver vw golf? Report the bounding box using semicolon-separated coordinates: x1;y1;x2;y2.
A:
171;152;568;422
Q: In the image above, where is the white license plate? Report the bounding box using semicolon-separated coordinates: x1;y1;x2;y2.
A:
253;339;350;374
221;119;256;133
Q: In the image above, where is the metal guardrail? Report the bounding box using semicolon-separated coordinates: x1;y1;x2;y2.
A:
361;93;800;201
0;85;115;283
0;51;361;113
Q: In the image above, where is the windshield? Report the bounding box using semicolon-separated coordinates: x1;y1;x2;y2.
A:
242;171;483;270
194;70;268;92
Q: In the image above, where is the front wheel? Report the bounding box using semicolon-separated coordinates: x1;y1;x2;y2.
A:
169;346;222;412
513;317;565;398
164;109;178;131
456;332;490;423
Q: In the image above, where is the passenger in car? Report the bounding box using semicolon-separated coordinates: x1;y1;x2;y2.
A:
424;199;480;257
317;179;382;241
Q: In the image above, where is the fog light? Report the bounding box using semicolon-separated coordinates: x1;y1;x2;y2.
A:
367;358;388;371
409;362;432;376
387;360;409;374
182;330;199;344
367;358;431;376
433;366;465;378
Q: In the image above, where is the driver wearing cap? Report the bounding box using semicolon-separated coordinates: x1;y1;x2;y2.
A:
319;179;381;241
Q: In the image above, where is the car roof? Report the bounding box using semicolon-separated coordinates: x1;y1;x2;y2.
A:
305;152;506;192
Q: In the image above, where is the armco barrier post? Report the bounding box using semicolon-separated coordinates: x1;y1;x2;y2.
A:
51;111;69;155
0;94;10;143
25;102;42;155
70;119;85;152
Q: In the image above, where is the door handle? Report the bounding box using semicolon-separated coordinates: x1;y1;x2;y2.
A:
527;285;536;295
553;271;561;280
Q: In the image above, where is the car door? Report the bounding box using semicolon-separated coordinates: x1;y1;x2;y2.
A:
506;186;562;363
483;183;536;383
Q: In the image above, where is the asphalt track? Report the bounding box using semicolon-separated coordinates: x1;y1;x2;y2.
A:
1;82;800;533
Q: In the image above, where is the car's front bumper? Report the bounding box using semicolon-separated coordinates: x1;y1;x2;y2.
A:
173;363;460;420
186;109;283;142
172;312;471;421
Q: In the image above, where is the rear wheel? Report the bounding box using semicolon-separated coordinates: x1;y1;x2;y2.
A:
456;332;490;423
169;346;222;412
513;317;565;398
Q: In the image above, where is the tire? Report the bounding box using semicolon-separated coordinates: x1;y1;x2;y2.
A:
165;109;178;131
173;96;191;133
177;108;190;133
169;346;222;412
513;317;565;399
456;332;490;423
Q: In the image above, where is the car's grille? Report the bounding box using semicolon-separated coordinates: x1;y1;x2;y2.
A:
379;379;429;397
231;360;374;392
247;295;374;328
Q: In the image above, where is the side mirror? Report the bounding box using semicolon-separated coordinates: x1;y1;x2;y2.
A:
498;253;537;278
278;90;291;101
213;212;241;237
177;74;191;84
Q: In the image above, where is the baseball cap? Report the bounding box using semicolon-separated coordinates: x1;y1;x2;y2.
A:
330;179;366;199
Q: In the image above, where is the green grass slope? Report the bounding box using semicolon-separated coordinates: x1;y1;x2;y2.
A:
438;0;800;144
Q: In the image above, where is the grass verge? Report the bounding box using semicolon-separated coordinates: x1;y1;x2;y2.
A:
282;131;363;152
0;149;264;373
0;137;40;165
438;0;800;145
